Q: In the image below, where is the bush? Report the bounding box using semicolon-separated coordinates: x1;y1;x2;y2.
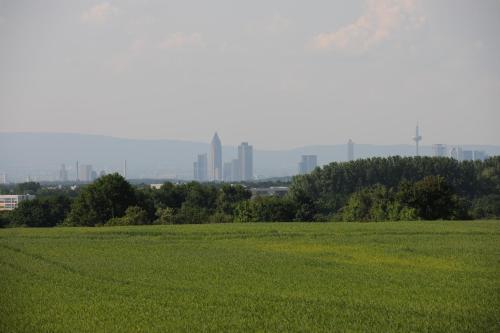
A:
154;207;175;225
173;205;210;224
106;206;150;226
471;195;500;219
209;212;234;224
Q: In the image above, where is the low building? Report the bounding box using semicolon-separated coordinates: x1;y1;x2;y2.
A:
251;187;289;198
0;194;35;211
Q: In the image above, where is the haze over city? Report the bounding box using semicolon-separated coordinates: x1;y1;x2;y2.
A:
1;0;499;149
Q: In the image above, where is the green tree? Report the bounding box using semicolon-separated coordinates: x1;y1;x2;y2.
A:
216;184;251;215
66;173;137;226
398;176;461;220
471;194;500;219
16;182;41;195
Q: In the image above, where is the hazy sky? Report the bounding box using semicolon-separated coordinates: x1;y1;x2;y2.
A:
1;0;499;149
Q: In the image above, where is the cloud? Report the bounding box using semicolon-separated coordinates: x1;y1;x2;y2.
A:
81;2;118;24
158;33;204;49
311;0;425;52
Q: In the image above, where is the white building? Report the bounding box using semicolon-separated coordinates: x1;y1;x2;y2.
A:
0;194;35;211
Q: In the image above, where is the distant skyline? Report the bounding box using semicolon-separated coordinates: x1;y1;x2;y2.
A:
1;1;499;149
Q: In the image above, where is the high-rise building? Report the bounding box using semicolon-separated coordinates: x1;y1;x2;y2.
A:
238;142;253;181
347;139;354;161
223;162;233;182
0;173;7;184
194;154;208;181
473;151;487;161
231;159;241;182
59;164;68;182
432;144;447;157
413;124;422;156
298;155;317;175
79;164;93;182
449;147;463;161
208;133;222;181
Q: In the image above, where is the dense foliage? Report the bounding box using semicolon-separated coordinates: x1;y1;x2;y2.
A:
290;156;500;221
1;156;499;227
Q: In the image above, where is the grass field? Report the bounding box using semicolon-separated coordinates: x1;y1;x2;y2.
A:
0;221;499;332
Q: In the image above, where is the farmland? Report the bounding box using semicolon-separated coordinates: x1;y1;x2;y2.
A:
0;221;499;332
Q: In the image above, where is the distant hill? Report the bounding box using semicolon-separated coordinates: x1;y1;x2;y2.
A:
1;132;499;182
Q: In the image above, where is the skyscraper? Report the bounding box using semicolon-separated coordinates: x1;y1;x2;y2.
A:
194;154;208;181
231;159;241;182
79;164;93;182
223;162;233;182
208;132;222;181
59;164;68;181
413;124;422;156
298;155;317;175
238;142;253;181
347;139;354;161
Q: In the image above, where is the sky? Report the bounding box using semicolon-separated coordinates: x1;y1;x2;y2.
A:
1;0;499;149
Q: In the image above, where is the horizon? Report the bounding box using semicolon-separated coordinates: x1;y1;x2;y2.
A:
1;130;499;151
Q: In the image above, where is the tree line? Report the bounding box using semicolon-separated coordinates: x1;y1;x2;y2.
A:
0;156;499;227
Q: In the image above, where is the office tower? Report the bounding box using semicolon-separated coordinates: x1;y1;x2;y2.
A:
238;142;253;181
298;155;317;175
462;150;473;161
79;164;93;182
59;164;68;182
91;170;98;182
208;132;222;181
347;139;354;161
0;173;7;184
99;170;106;177
413;124;422;156
432;144;447;157
194;154;208;181
76;161;79;181
223;162;233;182
123;160;127;179
231;159;241;181
449;147;463;161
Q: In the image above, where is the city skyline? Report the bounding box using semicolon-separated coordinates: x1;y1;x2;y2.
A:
0;129;498;183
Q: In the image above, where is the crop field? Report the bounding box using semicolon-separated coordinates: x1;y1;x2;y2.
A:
0;221;499;332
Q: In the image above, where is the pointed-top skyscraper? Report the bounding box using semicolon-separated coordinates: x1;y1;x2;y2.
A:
208;132;222;181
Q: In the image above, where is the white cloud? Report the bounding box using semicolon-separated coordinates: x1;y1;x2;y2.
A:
311;0;425;52
158;33;204;49
81;2;118;24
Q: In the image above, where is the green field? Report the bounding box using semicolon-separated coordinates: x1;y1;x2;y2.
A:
1;221;499;332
